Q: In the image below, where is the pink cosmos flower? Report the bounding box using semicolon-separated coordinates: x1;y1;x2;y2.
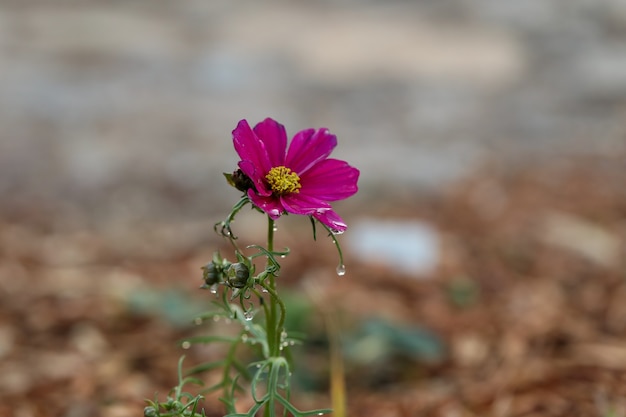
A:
232;118;359;232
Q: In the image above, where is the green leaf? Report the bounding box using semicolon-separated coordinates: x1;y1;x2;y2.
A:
346;318;444;364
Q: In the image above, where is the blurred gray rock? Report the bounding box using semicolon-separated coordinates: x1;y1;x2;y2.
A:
0;0;624;224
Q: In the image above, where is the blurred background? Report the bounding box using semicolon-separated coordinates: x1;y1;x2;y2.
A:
0;0;625;416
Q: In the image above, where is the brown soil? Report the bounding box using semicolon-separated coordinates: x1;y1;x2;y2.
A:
1;154;625;417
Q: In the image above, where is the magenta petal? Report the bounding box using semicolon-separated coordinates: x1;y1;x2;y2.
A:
247;190;284;219
253;118;287;167
285;128;337;175
313;209;347;232
233;119;271;175
280;193;331;216
299;159;359;201
238;160;271;196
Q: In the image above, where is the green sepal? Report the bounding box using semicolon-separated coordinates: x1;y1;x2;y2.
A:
224;172;236;188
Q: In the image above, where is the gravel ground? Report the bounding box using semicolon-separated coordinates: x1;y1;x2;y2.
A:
1;155;625;416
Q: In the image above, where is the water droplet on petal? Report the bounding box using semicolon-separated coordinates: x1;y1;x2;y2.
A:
182;341;191;350
332;229;345;235
336;264;346;276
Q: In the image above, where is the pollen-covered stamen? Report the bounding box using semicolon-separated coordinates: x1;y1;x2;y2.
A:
265;166;301;195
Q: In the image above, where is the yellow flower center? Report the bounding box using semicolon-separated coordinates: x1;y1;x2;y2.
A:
265;166;301;195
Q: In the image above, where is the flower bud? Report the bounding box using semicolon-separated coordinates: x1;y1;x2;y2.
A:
143;406;158;417
201;262;221;286
227;263;250;288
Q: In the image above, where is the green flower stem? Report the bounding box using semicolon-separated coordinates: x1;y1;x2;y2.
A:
264;219;287;358
266;217;278;358
265;216;277;417
263;216;291;417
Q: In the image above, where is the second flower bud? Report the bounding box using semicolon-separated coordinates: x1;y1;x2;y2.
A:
227;263;250;288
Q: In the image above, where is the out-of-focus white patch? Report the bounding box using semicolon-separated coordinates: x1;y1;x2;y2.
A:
347;218;440;277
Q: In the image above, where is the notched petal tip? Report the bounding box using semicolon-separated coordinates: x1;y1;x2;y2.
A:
247;190;284;219
313;209;347;233
233;119;272;174
286;127;338;175
253;118;288;167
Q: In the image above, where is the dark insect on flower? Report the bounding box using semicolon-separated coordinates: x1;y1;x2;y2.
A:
224;169;255;193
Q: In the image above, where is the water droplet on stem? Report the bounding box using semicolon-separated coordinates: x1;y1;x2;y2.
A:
336;264;346;276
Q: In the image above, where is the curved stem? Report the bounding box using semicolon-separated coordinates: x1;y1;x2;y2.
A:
215;197;249;254
260;281;287;349
251;287;271;324
319;221;345;268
